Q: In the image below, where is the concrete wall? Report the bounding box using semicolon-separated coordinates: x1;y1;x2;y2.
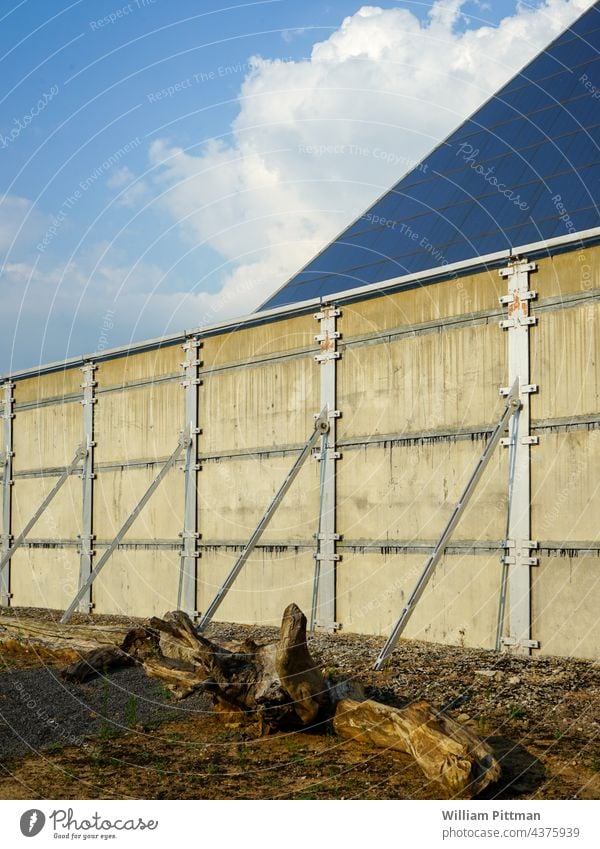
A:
1;244;598;660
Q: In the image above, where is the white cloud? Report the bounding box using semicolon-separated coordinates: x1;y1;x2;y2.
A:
0;194;48;255
147;0;592;317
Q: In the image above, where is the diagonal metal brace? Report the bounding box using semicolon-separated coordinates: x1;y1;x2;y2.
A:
374;380;521;671
60;430;191;624
0;441;88;579
196;408;330;633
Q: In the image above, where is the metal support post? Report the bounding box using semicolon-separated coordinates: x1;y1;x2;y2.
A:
77;362;96;613
0;381;14;606
61;430;191;624
498;257;540;654
313;304;341;631
178;337;202;617
374;381;521;670
0;442;88;579
196;409;330;634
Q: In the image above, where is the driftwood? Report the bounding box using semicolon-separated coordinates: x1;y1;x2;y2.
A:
0;615;130;658
2;604;501;796
333;698;501;797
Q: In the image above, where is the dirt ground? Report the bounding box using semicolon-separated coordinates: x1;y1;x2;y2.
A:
0;609;598;800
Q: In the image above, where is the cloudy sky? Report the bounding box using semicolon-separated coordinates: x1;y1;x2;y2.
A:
0;0;593;372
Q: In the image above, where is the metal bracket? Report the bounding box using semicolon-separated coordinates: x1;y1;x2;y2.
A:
501;637;540;650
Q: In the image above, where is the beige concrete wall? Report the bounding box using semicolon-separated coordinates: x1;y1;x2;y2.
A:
338;323;506;439
532;556;598;659
201;356;318;454
14;367;82;404
199;457;319;543
338;439;508;543
534;243;600;300
92;549;180;617
94;467;182;541
10;549;80;610
13;403;82;472
197;548;314;628
530;301;600;421
94;381;183;464
202;314;314;368
96;344;181;389
337;550;501;649
12;475;81;539
4;247;599;661
532;430;600;543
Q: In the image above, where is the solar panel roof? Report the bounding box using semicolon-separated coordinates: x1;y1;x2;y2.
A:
260;2;600;311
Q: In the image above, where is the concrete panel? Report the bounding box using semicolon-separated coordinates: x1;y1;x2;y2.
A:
201;357;318;453
535;243;600;301
96;344;181;389
337;550;501;649
338;440;508;542
15;367;82;404
338;324;506;439
530;302;600;421
202;314;314;369
198;456;320;543
340;267;502;340
10;548;80;610
532;430;600;543
92;549;180;617
11;475;81;538
94;381;184;463
13;403;82;472
532;555;598;660
94;466;183;541
197;548;314;627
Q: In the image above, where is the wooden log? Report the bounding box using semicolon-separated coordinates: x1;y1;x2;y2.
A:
0;615;131;658
61;646;135;682
333;697;501;797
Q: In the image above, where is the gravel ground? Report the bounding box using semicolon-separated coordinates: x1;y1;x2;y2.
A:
0;663;211;759
1;607;598;770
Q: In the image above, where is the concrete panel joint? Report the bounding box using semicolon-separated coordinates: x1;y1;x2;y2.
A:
179;336;201;617
498;257;539;655
312;304;340;632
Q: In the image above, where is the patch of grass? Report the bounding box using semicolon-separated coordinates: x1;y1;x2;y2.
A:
125;696;139;728
508;705;525;720
45;742;64;753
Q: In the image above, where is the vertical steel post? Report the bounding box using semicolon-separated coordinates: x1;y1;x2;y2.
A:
499;258;540;655
0;381;14;607
313;304;341;631
178;337;201;617
77;362;96;613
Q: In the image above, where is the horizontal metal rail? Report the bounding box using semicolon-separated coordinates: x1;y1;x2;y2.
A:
374;380;521;670
60;432;190;624
0;442;87;577
196;409;329;633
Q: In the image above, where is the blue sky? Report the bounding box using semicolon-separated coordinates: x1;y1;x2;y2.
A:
0;0;591;371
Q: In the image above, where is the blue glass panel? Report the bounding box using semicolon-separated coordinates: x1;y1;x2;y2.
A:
260;3;600;311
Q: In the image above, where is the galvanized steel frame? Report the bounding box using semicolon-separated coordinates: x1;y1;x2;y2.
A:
313;305;340;632
498;258;540;654
77;362;97;613
178;337;201;617
0;381;14;605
